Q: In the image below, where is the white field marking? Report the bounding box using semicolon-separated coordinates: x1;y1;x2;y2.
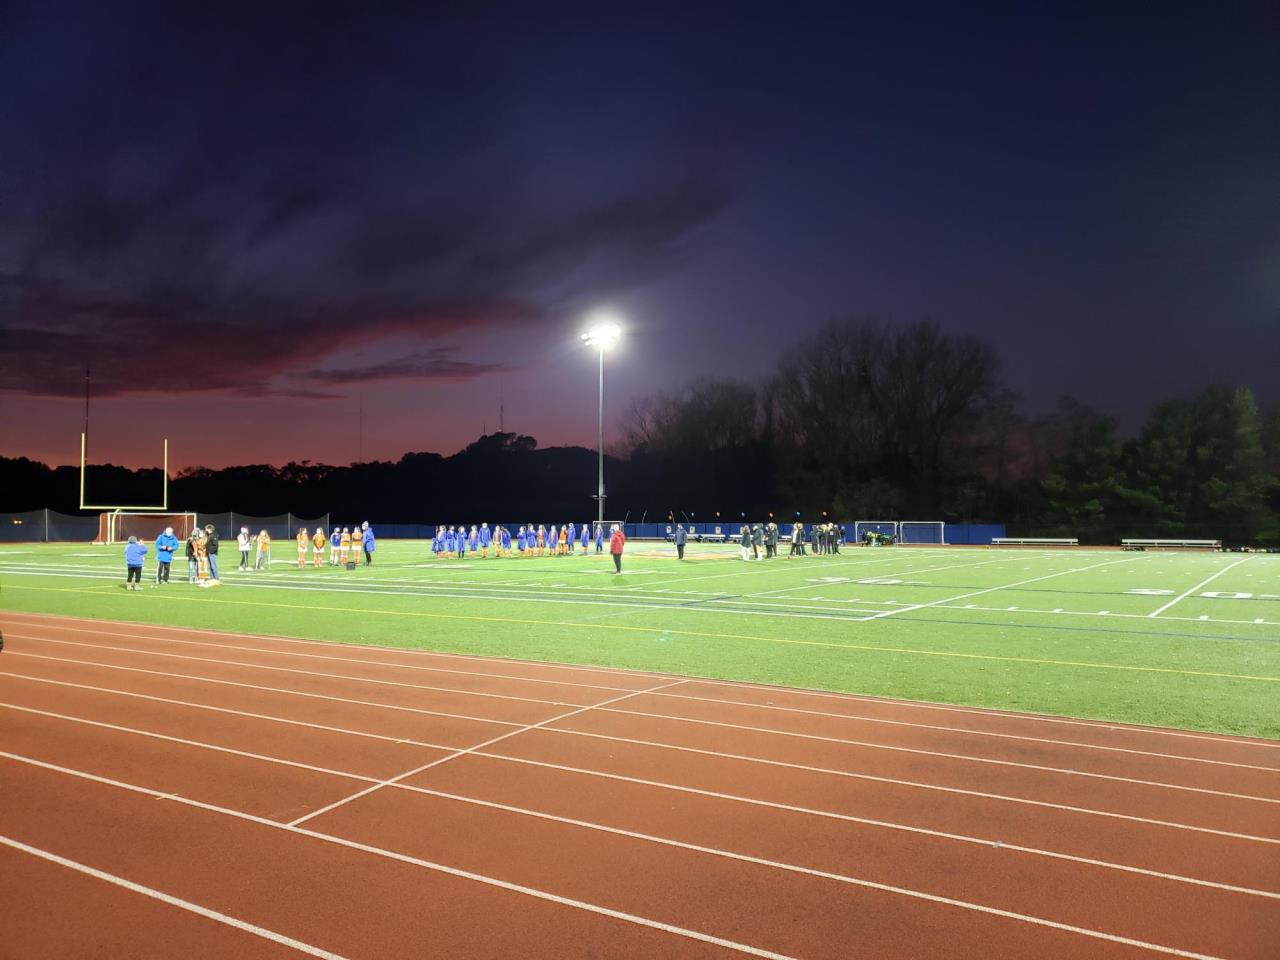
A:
1148;558;1253;618
927;603;1280;628
7;612;1276;750
745;554;1037;598
8;670;1276;900
0;753;799;960
0;836;350;960
615;553;912;590
0;568;923;624
18;636;1276;798
287;679;688;827
5;655;1274;849
862;556;1143;620
6;656;1274;847
590;707;1280;803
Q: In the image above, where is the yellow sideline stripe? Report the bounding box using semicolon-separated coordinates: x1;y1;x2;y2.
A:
4;582;1279;684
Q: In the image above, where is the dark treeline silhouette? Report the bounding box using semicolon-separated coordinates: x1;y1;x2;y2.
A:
3;320;1278;543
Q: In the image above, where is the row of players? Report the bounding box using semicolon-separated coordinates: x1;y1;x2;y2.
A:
431;523;604;558
237;523;380;570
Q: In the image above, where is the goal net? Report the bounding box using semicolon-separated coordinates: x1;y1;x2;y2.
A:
899;521;946;545
855;520;898;542
592;520;625;540
97;511;198;545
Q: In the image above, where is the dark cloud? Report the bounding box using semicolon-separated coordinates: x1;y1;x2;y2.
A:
298;349;507;385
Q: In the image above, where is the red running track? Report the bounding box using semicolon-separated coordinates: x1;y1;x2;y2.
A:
1;610;1277;959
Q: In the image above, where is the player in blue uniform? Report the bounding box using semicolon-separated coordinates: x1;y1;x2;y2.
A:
579;523;590;554
595;523;604;553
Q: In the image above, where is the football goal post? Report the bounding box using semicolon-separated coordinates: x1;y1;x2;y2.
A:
97;511;198;545
854;520;898;542
899;521;946;545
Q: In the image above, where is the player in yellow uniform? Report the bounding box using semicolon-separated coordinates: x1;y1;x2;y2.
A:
350;525;364;567
312;528;326;567
558;524;568;555
339;527;351;566
296;528;308;568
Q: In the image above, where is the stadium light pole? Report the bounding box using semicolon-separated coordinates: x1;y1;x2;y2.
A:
581;318;622;528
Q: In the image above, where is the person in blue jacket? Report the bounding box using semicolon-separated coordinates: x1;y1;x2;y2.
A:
124;536;148;591
478;522;492;558
499;525;511;556
468;524;479;555
579;522;590;554
154;526;179;583
516;525;527;555
329;526;341;566
594;523;604;553
456;524;468;558
361;521;376;565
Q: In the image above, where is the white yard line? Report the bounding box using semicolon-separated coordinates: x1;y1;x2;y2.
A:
861;556;1141;620
1147;558;1253;618
0;751;1239;960
0;835;349;959
4;673;1275;900
286;679;687;827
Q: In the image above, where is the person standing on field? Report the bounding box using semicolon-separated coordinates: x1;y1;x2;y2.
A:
154;527;178;583
256;529;272;570
312;527;327;567
204;525;220;580
790;522;804;557
361;521;376;564
185;528;199;581
330;526;341;565
296;528;309;569
739;523;752;561
124;535;147;590
609;523;626;574
237;526;251;571
674;523;687;560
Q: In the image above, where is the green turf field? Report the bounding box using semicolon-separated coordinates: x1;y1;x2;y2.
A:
1;540;1277;738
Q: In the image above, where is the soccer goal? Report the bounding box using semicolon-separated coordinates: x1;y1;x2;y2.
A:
899;521;946;545
593;520;625;539
97;511;198;545
855;520;899;542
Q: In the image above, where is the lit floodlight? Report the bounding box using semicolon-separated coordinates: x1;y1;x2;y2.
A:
581;319;622;350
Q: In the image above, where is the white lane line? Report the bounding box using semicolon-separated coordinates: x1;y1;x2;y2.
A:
0;752;1237;960
0;752;799;960
641;692;1280;772
6;654;1275;843
0;835;349;960
6;676;1275;900
862;556;1141;620
14;639;1273;801
1148;558;1252;618
11;614;1275;750
287;679;687;827
589;708;1280;804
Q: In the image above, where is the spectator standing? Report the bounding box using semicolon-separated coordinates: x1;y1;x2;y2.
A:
237;527;251;571
765;522;779;559
204;524;220;580
124;536;147;590
256;530;272;570
751;523;764;560
185;529;199;581
790;522;805;557
154;527;178;584
739;523;752;561
609;523;626;574
674;523;687;560
362;522;376;565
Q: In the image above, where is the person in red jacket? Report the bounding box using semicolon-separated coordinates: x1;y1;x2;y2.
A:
609;524;626;574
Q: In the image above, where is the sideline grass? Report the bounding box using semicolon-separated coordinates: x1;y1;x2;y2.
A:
1;540;1277;738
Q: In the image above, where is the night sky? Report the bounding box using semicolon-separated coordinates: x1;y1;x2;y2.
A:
3;2;1277;469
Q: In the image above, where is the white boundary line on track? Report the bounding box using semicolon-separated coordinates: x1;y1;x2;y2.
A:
0;834;349;959
287;678;687;827
4;679;1276;901
0;753;800;960
6;650;1279;842
862;556;1140;620
13;635;1278;800
1147;558;1252;618
14;623;1274;769
7;610;1273;750
0;751;1237;960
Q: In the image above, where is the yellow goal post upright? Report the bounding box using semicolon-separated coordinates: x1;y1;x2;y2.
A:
80;433;195;544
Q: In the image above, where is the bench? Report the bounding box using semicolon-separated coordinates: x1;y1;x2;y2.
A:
992;537;1079;546
1121;538;1221;551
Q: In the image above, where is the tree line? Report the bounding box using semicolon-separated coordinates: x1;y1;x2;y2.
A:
3;320;1277;543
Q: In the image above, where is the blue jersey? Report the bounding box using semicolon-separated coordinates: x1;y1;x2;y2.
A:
445;532;456;551
479;526;491;546
580;526;590;546
517;531;527;551
331;530;341;547
468;530;478;549
501;529;511;548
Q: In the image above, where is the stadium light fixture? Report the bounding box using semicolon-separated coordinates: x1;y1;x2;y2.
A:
582;315;623;526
